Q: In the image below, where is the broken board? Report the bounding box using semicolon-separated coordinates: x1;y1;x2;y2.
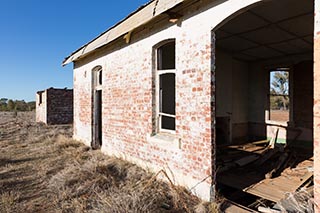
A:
222;200;258;213
243;159;313;202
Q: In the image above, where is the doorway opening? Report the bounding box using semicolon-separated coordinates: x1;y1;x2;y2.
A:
92;66;103;149
213;0;314;210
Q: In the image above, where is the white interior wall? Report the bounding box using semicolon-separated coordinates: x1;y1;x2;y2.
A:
232;59;249;123
248;63;267;123
216;49;233;118
248;57;313;143
216;48;249;142
248;54;312;123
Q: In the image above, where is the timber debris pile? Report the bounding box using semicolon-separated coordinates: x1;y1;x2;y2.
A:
217;138;314;212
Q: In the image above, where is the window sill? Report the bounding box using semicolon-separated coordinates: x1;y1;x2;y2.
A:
265;120;289;127
147;133;181;150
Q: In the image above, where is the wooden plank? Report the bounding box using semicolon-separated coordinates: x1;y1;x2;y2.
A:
253;148;279;166
235;155;260;167
244;159;313;202
252;139;270;145
244;178;293;202
63;0;185;65
258;207;281;213
222;200;258;213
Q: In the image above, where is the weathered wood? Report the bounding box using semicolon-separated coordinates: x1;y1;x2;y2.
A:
258;206;281;213
244;159;313;202
254;148;279;166
269;128;279;148
252;139;270;145
235;155;260;167
222;200;258;213
63;0;185;65
265;152;289;179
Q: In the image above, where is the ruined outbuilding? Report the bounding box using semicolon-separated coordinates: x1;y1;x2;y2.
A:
63;0;320;211
36;88;73;125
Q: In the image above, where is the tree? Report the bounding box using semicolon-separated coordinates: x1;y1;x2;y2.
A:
27;101;36;111
15;100;28;111
0;98;35;112
270;71;289;110
0;98;8;111
0;98;8;104
7;99;15;111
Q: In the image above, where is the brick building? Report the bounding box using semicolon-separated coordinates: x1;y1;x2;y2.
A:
36;88;73;125
63;0;319;209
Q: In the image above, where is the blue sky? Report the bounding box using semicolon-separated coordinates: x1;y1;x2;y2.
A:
0;0;149;101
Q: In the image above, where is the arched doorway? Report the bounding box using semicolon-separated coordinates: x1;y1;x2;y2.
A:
212;0;314;209
92;66;103;149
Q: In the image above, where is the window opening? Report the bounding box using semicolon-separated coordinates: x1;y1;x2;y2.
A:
269;69;290;122
156;41;176;132
39;93;42;105
98;70;102;86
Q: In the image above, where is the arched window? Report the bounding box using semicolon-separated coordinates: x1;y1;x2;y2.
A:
155;40;176;132
92;65;103;148
92;66;103;89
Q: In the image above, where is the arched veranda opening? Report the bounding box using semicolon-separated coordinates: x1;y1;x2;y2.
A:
212;0;314;208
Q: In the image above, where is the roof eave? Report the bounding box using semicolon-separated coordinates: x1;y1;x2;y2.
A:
62;0;185;66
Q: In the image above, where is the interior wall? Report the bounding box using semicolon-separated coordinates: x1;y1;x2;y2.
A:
290;61;313;145
216;49;232;118
247;62;268;141
293;61;313;129
232;59;249;142
248;58;313;144
216;49;249;143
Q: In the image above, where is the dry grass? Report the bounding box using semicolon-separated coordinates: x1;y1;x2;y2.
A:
0;112;215;212
277;188;314;213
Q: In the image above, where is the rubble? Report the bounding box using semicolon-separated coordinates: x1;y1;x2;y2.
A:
217;139;314;212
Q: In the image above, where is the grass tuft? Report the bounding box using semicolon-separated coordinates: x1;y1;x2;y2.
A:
0;112;216;212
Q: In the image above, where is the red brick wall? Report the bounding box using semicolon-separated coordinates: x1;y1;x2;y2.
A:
72;0;276;200
98;30;213;198
73;15;214;199
46;88;73;125
36;88;73;125
73;68;93;145
314;0;320;210
315;26;320;213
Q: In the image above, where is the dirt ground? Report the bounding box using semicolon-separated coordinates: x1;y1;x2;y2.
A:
270;110;289;122
0;112;216;213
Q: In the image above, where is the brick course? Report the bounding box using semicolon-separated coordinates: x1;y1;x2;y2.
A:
71;0;318;202
36;88;73;125
314;0;320;210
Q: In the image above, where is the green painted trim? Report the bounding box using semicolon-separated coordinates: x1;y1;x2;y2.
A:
266;137;313;148
266;137;286;144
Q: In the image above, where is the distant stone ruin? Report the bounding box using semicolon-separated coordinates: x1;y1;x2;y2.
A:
36;88;73;125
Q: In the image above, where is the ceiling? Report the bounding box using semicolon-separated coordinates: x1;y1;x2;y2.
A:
215;0;314;62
